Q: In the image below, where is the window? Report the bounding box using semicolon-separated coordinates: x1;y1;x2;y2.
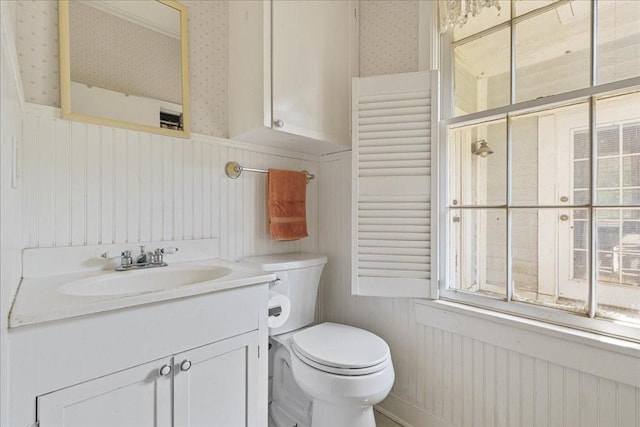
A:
440;0;640;340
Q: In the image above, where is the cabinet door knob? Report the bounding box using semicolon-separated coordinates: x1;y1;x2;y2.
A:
273;119;284;128
180;359;192;372
159;364;172;376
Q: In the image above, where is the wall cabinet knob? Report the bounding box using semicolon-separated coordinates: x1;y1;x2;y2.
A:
159;364;172;376
273;119;284;128
180;360;192;372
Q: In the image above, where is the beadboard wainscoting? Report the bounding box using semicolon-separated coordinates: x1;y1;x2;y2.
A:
318;152;640;427
1;0;23;322
1;3;25;425
21;104;319;260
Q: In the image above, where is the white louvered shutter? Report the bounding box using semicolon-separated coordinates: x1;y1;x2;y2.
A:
352;71;432;298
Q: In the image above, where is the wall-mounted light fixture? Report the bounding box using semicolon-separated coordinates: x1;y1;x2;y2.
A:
471;139;494;158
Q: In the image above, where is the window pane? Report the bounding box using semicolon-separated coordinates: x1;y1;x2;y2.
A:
623;155;640;187
512;209;589;314
454;28;510;115
623;189;640;207
596;209;640;323
623;123;640;155
574;161;589;190
449;120;506;206
515;6;590;103
597;0;640;84
449;209;506;298
453;2;510;41
596;92;640;205
574;190;589;205
574;130;589;160
511;103;589;206
597;189;620;205
597;158;620;188
597;125;620;157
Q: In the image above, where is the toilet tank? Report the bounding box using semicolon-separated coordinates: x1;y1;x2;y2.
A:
242;253;327;335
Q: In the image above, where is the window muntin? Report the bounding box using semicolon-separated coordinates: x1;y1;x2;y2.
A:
441;0;640;340
452;2;510;42
514;0;560;17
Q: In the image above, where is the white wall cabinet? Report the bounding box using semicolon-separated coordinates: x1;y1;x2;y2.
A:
37;331;259;427
229;0;358;155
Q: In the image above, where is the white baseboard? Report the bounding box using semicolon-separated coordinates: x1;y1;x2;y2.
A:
375;393;452;427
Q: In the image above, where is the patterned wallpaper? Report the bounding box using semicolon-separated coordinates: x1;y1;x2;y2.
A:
16;0;417;136
16;0;60;107
183;0;227;137
69;2;182;105
15;0;227;138
359;0;420;77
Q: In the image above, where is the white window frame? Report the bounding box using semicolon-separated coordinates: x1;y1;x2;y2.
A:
437;0;640;342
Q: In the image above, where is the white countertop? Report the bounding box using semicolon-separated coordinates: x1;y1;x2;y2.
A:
9;258;276;328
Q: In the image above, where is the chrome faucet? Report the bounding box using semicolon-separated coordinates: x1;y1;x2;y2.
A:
136;245;151;264
102;246;179;271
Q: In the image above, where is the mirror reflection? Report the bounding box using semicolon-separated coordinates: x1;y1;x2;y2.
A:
62;0;188;136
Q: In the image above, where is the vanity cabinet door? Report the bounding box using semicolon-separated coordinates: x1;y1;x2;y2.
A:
37;356;173;427
173;330;261;427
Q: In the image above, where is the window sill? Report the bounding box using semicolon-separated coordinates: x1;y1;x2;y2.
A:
415;299;640;388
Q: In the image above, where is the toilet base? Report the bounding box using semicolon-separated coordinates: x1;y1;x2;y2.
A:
311;400;376;427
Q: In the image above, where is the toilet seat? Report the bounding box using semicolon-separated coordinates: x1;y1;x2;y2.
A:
291;323;391;376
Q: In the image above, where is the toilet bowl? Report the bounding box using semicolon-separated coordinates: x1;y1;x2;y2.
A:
242;253;395;427
289;323;395;427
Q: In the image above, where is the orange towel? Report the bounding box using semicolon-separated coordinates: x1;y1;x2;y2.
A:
267;169;308;241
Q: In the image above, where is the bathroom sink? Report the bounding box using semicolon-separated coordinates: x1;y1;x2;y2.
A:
59;266;232;297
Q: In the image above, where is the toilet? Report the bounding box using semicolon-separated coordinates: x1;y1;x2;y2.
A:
242;253;395;427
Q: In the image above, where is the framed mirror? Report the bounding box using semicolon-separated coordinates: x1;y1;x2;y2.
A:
59;0;190;138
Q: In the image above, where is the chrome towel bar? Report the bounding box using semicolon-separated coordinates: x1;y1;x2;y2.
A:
225;161;315;183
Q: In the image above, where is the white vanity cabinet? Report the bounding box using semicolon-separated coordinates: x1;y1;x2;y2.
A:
9;282;270;427
37;331;260;427
228;0;358;155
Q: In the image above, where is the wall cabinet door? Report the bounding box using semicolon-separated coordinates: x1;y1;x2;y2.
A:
37;356;173;427
271;0;353;146
174;331;260;427
228;0;357;154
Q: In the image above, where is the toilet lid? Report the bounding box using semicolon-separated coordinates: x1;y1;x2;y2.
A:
291;323;390;371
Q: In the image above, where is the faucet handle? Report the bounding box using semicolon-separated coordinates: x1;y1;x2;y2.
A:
101;250;133;267
121;250;133;267
101;249;125;260
150;247;178;264
148;247;179;264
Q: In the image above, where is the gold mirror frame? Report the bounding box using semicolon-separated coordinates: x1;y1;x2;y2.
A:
59;0;190;139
